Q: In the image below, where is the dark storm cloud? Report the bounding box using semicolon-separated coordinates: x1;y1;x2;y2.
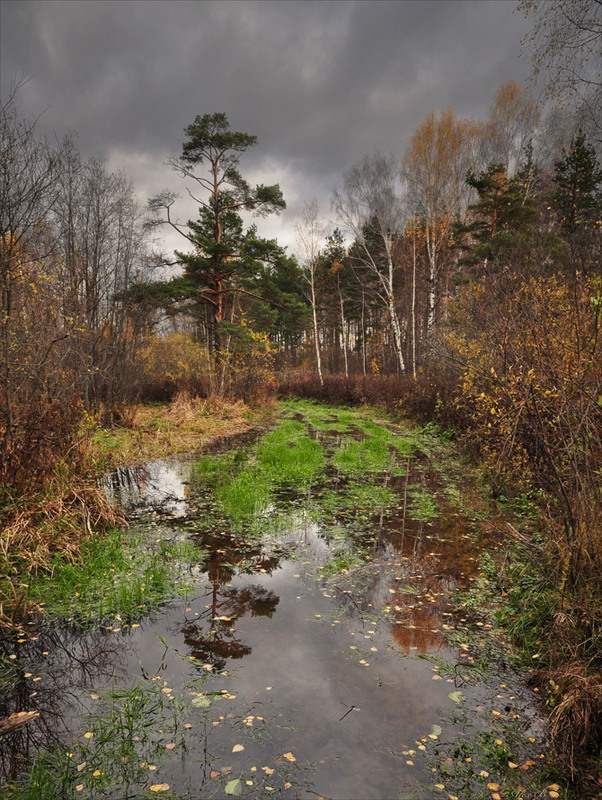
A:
0;0;531;246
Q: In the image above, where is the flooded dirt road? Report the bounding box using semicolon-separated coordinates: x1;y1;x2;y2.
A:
0;403;549;799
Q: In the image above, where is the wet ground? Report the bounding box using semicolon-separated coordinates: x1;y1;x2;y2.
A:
0;407;549;799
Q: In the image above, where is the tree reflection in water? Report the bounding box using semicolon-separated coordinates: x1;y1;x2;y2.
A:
181;529;280;671
0;626;132;782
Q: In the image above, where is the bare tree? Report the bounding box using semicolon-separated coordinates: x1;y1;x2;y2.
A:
0;85;60;452
483;80;540;175
295;197;325;385
402;110;480;347
518;0;602;146
333;153;407;374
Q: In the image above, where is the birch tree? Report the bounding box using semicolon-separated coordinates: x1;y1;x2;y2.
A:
402;110;480;347
295;197;324;385
333;153;407;374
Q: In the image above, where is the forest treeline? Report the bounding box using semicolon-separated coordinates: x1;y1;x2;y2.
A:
1;0;601;784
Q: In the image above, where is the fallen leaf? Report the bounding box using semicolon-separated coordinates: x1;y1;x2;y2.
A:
283;752;296;762
232;744;244;753
224;778;243;796
149;785;170;793
192;695;211;708
210;770;220;779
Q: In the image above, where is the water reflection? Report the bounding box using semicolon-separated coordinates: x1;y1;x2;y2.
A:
180;528;280;670
104;459;191;517
0;627;134;782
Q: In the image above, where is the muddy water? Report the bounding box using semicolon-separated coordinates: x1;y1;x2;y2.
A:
0;425;547;799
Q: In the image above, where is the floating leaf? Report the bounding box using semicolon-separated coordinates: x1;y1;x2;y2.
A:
448;691;463;704
431;724;443;737
149;785;170;793
232;744;244;753
224;779;243;796
283;752;296;762
192;695;211;708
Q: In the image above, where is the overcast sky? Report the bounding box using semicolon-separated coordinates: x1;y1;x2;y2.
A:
1;0;532;254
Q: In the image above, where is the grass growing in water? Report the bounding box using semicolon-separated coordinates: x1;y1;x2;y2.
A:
407;485;440;522
26;527;203;628
332;437;395;476
194;417;325;529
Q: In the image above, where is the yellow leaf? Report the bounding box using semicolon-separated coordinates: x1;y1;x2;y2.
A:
83;732;93;739
232;744;244;753
283;752;296;762
149;785;170;793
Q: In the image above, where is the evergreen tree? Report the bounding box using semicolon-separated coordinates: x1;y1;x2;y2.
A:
553;130;602;238
137;113;289;352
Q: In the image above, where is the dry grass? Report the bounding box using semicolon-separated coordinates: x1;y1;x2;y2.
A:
89;392;276;468
543;662;602;782
0;480;123;628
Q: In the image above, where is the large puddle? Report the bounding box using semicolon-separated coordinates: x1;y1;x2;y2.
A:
0;408;548;799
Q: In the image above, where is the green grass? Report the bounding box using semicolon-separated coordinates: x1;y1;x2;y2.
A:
407;486;440;522
195;417;326;529
215;468;272;526
332;437;395;475
256;422;324;486
26;527;203;628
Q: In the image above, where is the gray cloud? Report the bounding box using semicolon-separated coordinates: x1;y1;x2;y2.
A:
1;0;531;250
